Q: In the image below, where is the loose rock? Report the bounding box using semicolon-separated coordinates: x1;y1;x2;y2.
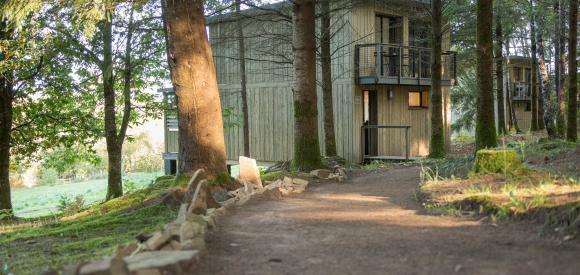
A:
188;179;209;215
124;251;199;274
310;169;332;179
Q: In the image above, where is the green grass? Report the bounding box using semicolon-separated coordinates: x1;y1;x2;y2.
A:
11;172;162;218
0;204;177;275
0;174;181;275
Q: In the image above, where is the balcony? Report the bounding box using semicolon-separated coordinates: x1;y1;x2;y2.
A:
512;82;531;101
355;43;456;86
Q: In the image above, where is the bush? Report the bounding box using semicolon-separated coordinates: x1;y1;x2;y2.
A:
473;149;523;174
37;168;59;186
57;194;85;215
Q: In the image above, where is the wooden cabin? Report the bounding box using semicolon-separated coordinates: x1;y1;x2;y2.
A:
161;0;455;173
500;56;533;131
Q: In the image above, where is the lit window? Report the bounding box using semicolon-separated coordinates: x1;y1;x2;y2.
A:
408;90;429;108
408;91;421;107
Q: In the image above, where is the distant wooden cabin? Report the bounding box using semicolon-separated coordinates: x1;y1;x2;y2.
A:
499;56;533;131
161;0;456;173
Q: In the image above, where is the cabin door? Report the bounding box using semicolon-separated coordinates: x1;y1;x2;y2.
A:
363;90;378;156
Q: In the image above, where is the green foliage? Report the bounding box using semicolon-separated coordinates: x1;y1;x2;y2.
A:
36;167;59;186
57;194;85;215
473;149;523;174
223;106;241;129
42;146;100;177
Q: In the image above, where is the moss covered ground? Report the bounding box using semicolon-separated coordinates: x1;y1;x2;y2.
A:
0;175;181;275
419;137;580;237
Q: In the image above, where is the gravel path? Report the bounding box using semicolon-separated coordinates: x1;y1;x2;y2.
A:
194;167;580;275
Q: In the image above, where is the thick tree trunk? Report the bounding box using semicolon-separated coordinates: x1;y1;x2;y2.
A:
530;4;539;131
0;21;13;216
164;0;229;178
236;0;250;157
537;36;557;137
102;8;123;200
494;17;506;135
475;0;497;151
320;0;337;157
555;0;567;137
429;0;445;158
292;0;322;171
567;0;578;141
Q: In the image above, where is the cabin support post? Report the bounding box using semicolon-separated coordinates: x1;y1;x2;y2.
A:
375;44;383;77
360;126;365;163
405;127;410;161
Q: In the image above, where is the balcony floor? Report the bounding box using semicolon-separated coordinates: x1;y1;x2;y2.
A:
358;76;453;86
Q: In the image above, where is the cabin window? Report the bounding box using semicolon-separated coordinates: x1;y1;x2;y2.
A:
375;15;403;44
513;67;521;82
408;90;429;109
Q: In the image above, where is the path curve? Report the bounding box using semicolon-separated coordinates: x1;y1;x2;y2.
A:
194;167;580;275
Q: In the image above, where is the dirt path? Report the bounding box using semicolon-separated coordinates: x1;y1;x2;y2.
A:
194;167;580;275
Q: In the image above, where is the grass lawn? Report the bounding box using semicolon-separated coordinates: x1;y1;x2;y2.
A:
11;172;162;218
0;175;180;275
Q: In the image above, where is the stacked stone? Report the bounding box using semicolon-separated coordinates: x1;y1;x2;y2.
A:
60;158;316;275
64;169;225;275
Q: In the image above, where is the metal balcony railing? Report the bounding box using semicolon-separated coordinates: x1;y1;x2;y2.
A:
355;43;456;86
512;82;531;101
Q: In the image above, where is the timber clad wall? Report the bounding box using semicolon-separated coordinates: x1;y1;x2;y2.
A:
197;0;452;163
210;1;355;162
351;0;451;160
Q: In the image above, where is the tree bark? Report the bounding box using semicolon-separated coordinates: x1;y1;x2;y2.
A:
537;36;556;137
164;0;229;179
320;0;337;157
236;0;250;157
0;21;13;215
567;0;578;141
429;0;445;158
102;7;123;200
530;2;539;131
494;16;506;135
555;0;567;137
292;0;322;171
475;0;497;151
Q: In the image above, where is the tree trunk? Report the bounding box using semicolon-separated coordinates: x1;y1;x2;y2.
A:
429;0;445;158
530;3;539;131
0;20;13;216
102;7;123;200
236;0;250;157
555;0;567;137
164;0;229;179
475;0;497;151
320;0;337;157
292;0;322;171
494;17;506;135
537;36;557;137
567;0;578;141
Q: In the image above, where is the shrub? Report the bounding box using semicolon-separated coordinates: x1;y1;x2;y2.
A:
473;149;523;175
37;168;59;186
57;194;85;215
